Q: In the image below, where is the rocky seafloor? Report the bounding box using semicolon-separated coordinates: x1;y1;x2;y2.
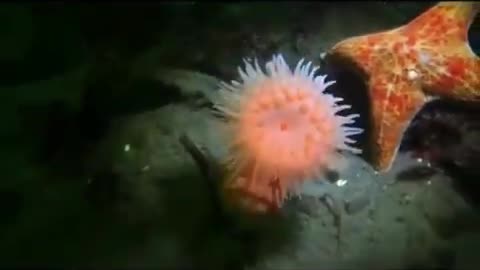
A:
85;70;479;270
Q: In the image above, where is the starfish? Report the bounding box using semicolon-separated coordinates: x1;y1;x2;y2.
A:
327;1;480;172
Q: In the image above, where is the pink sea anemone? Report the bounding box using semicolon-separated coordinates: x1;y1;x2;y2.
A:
215;54;363;212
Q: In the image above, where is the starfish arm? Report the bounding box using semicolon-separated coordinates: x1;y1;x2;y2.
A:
369;78;427;172
406;2;479;37
406;1;480;101
422;55;480;101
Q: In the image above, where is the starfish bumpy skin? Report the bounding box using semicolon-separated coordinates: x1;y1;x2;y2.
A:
329;1;480;172
215;54;363;212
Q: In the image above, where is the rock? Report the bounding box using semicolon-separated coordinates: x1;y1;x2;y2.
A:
395;165;438;182
344;194;371;215
153;68;222;103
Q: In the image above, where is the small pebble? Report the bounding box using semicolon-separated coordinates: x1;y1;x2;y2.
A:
336;179;348;187
399;193;412;205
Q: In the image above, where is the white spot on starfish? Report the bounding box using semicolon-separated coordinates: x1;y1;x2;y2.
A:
407;69;419;80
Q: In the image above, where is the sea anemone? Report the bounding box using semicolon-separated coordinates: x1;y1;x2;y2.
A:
215;54;363;212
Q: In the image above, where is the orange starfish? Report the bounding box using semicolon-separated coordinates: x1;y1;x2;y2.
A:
327;1;480;172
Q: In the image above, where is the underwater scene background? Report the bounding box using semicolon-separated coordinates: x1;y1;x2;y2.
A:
0;2;479;269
